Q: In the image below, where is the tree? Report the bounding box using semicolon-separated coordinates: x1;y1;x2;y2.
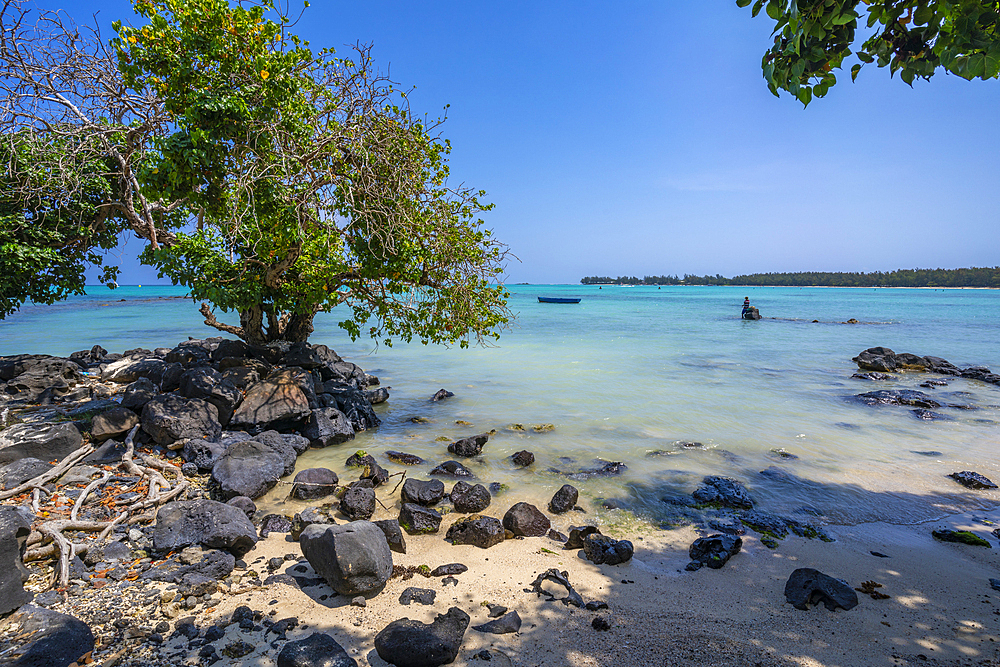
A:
737;0;1000;105
0;133;125;317
0;0;511;346
0;1;185;316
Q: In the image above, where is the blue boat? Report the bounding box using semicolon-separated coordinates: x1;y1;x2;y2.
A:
538;297;581;304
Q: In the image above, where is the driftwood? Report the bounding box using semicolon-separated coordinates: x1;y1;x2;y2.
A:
15;425;189;588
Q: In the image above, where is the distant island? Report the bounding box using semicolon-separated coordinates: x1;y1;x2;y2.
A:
581;267;1000;288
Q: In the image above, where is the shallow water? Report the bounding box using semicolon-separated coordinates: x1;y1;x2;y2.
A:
3;284;1000;526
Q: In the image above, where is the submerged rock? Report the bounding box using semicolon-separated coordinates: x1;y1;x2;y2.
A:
855;389;941;409
692;476;753;509
948;471;997;490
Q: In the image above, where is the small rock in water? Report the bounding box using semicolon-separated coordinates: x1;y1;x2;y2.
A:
911;450;943;457
447;433;490;458
912;408;948;420
548;484;579;514
948;471;998;490
990;579;1000;592
430;460;474;477
784;568;858;611
870;551;890;558
769;448;798;460
431;389;454;402
386;451;424;465
511;450;535;467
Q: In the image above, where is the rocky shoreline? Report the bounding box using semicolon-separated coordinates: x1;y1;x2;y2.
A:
2;339;1000;666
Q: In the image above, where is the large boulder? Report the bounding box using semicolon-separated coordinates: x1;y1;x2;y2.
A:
152;499;257;556
2;356;82;402
445;515;504;549
340;485;376;521
183;432;250;473
3;605;94;667
0;506;32;614
0;422;82;466
211;436;293;500
299;521;393;596
548;484;578;514
230;368;313;432
120;377;158;412
101;357;167;385
277;632;358;667
179;367;242;425
502;502;550;537
89;406;140;442
401;479;445;506
141;394;222;446
321;384;381;431
290;468;340;500
399;504;443;535
0;458;52;490
784;568;859;611
449;481;491;514
302;407;355;448
374;607;470;667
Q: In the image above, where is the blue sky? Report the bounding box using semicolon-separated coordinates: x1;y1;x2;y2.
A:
70;1;1000;284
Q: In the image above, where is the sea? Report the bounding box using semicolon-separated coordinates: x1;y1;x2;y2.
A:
3;284;1000;528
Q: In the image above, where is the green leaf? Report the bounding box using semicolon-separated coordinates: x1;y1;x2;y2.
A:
766;0;783;21
736;0;752;8
850;63;862;82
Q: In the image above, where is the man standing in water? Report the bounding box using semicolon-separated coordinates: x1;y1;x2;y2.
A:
742;297;751;317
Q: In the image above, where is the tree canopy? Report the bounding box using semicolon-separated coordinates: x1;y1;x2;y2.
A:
737;0;1000;104
0;0;511;345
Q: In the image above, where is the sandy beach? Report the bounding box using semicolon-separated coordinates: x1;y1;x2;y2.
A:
162;502;1000;667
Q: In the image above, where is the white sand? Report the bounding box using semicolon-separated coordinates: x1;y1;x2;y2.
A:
177;504;1000;667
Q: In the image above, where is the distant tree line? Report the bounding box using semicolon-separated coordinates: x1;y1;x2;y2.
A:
580;267;1000;288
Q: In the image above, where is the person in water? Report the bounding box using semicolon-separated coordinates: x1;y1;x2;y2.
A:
742;297;750;317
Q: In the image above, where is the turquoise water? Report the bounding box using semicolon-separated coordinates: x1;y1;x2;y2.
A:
3;284;1000;526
